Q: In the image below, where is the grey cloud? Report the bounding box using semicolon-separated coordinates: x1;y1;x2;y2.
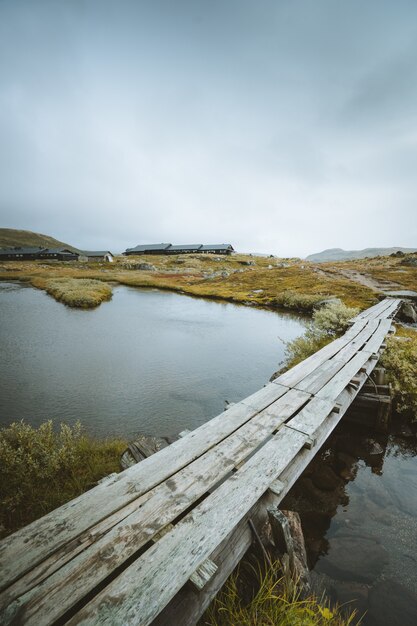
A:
0;0;416;255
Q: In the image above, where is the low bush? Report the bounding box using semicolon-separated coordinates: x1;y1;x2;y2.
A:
0;420;126;537
283;302;358;369
381;327;417;419
273;291;328;312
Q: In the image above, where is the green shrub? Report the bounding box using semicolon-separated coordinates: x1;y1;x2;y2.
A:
284;302;358;369
0;420;126;537
381;328;417;419
273;291;327;312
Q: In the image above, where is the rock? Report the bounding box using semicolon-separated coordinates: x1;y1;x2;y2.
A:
251;289;264;293
367;439;384;455
367;580;417;626
317;536;388;583
137;263;156;271
398;302;417;323
239;260;255;266
311;465;341;491
400;255;417;266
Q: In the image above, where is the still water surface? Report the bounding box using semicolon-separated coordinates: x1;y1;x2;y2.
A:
0;282;305;437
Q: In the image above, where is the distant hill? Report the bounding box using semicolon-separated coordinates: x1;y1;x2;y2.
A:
0;229;79;252
306;247;417;263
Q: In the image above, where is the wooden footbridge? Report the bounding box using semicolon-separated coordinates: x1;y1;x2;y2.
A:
0;298;401;625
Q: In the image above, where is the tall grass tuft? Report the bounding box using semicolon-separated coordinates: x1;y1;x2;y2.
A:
0;420;126;537
204;559;359;626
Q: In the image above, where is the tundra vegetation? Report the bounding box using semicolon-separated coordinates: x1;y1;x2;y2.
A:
2;251;416;311
0;420;126;538
32;277;113;308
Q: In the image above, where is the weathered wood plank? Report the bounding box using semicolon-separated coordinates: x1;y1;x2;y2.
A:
276;349;381;502
0;385;290;591
66;428;309;626
1;389;310;622
362;318;393;354
316;351;372;400
286;397;335;437
152;491;279;626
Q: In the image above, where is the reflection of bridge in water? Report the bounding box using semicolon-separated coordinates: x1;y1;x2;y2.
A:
0;298;401;625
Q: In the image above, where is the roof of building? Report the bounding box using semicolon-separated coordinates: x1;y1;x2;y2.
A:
125;243;172;252
0;247;47;255
40;248;77;255
168;244;203;251
80;251;114;256
200;244;234;251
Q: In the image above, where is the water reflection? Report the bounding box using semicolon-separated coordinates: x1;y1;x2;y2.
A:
282;416;417;625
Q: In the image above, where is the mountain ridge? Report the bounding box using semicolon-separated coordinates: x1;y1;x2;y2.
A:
306;246;417;262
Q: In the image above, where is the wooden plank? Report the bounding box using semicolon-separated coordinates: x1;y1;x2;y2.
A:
0;386;290;591
240;382;291;409
316;351;372;400
277;348;381;502
362;319;393;354
153;491;278;626
66;427;309;626
334;319;379;360
354;298;392;322
286;397;335;437
1;389;310;622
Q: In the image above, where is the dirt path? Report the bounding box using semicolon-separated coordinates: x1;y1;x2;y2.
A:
312;267;402;293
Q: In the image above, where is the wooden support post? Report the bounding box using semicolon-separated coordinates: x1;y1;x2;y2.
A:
267;508;311;595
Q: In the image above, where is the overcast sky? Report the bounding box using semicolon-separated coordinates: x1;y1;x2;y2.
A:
1;0;416;256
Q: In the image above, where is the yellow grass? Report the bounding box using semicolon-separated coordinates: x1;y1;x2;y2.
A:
1;252;414;311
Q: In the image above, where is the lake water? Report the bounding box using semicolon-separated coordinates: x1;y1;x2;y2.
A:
0;282;305;438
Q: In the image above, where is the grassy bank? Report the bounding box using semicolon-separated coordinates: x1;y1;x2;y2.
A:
0;420;126;538
31;277;113;308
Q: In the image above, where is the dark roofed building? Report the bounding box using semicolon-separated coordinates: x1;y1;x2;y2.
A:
200;244;234;255
166;244;203;254
38;248;79;261
0;247;46;260
124;243;172;256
